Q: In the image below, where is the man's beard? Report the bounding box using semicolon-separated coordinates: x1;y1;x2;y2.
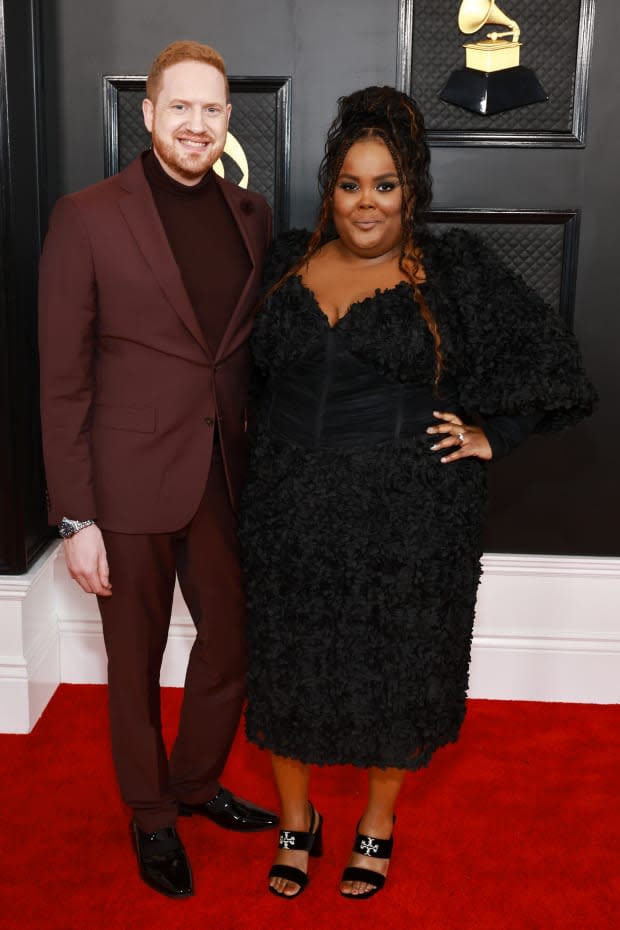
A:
151;126;223;182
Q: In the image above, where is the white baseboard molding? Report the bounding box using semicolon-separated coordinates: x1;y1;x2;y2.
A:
469;553;620;702
0;545;60;732
468;630;620;703
1;545;619;732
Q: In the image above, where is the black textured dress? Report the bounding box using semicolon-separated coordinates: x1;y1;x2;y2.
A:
239;229;595;770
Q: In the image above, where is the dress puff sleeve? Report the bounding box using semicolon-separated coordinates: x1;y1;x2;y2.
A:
262;228;312;290
435;229;597;434
249;229;314;387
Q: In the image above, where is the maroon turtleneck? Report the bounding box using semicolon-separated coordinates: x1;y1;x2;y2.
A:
142;149;251;355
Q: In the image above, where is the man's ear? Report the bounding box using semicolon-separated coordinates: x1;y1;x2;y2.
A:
142;97;154;133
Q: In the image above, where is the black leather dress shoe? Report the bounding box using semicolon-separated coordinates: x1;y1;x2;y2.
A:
132;822;193;898
178;787;279;832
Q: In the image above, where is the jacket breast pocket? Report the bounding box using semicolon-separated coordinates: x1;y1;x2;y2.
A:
93;403;156;433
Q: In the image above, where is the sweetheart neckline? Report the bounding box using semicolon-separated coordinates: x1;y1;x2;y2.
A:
293;276;414;330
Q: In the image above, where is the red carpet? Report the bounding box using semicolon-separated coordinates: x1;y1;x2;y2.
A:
1;685;617;929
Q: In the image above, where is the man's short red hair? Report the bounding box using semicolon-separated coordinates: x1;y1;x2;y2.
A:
146;40;229;102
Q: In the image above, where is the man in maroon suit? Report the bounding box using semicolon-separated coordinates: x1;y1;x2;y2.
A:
38;40;277;899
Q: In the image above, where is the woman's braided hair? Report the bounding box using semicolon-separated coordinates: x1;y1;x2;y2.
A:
266;86;442;381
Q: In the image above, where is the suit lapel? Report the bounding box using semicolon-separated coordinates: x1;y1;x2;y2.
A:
214;178;259;361
118;158;212;359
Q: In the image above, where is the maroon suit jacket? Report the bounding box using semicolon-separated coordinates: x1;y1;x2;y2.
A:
38;156;272;532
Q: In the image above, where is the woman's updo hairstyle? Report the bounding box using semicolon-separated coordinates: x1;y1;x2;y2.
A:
318;85;432;238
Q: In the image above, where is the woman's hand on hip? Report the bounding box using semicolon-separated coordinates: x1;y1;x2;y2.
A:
427;411;493;463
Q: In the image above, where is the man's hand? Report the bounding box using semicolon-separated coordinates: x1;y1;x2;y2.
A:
63;524;112;596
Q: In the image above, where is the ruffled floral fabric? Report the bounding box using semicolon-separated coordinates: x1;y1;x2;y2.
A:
239;229;596;770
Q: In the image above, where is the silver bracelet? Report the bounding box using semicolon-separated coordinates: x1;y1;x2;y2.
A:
58;517;95;539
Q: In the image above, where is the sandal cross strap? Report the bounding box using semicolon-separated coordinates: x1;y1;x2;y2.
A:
276;825;319;853
353;832;393;859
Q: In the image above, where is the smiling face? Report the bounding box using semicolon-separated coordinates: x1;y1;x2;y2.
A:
142;60;231;185
331;137;404;259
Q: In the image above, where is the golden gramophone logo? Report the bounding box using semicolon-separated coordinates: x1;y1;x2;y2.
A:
213;131;250;188
440;0;547;115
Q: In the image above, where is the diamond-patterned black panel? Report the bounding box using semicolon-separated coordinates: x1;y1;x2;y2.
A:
118;90;149;167
228;91;277;203
409;0;581;133
110;81;282;215
428;219;565;310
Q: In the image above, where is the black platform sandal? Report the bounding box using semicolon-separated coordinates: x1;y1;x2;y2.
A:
340;820;395;900
268;801;323;899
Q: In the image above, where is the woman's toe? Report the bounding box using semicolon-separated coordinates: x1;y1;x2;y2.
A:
271;876;299;896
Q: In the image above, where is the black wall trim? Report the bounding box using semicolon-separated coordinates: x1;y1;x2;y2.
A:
0;0;53;573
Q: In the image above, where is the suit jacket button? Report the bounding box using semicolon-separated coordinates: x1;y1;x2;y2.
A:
204;417;214;426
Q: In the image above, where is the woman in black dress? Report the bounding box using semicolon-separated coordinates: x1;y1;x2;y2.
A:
239;86;595;900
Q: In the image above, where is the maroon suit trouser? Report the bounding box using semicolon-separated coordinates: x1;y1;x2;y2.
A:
97;447;246;832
